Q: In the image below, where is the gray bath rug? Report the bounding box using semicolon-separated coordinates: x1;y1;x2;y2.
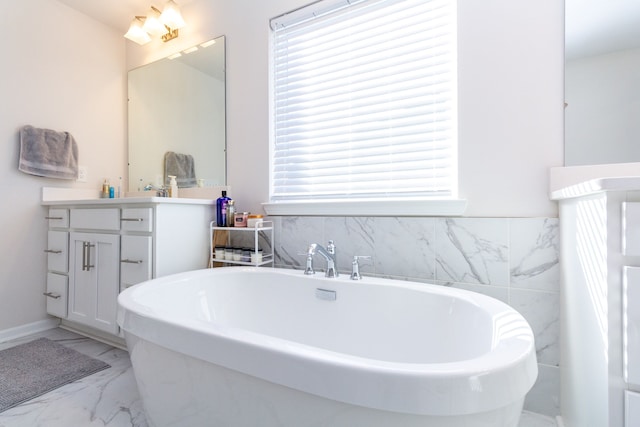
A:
0;337;110;413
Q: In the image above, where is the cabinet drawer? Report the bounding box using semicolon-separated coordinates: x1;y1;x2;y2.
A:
45;272;68;318
70;208;120;231
46;231;68;273
121;235;152;289
47;208;69;228
121;208;153;232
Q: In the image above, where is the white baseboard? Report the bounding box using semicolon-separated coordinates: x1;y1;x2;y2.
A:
0;318;60;343
59;321;127;350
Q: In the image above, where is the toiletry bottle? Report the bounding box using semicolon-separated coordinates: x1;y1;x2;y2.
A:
216;191;231;226
168;175;178;198
101;179;110;198
226;200;236;227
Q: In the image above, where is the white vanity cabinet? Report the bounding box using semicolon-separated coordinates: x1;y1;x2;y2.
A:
42;197;215;344
551;173;640;427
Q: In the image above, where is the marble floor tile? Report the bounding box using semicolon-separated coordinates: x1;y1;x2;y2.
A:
0;328;556;427
519;411;559;427
0;328;147;427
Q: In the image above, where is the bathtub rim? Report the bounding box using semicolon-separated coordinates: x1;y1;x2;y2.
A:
118;267;538;417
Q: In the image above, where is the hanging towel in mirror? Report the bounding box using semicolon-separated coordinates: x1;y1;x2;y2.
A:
164;151;196;188
18;125;78;180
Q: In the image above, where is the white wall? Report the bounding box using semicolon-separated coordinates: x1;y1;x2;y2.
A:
127;0;565;218
0;0;564;333
457;0;564;217
0;0;126;331
565;48;640;166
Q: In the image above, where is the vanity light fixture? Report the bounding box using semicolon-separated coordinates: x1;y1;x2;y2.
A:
124;0;186;45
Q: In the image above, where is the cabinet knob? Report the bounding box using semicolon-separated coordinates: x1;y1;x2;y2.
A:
44;249;63;254
121;218;143;222
45;216;64;220
121;259;143;264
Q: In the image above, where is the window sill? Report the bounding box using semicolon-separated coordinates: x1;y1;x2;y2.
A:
262;199;467;217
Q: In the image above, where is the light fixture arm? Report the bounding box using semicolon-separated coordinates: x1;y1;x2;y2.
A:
162;27;179;42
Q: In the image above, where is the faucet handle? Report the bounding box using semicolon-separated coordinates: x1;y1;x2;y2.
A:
298;250;315;275
350;255;371;280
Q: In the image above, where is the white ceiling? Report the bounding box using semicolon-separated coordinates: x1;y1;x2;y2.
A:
565;0;640;60
56;0;196;34
55;0;224;79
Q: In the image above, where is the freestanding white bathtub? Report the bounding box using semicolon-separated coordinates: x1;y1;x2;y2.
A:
117;267;537;427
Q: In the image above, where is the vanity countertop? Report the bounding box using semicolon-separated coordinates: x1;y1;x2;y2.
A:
42;196;215;206
41;186;216;206
550;163;640;200
550;176;640;200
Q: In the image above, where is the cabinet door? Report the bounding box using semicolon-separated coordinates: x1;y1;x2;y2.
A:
121;235;152;290
627;391;640;427
626;266;640;389
68;232;120;335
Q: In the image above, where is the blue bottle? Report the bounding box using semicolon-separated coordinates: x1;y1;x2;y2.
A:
216;191;231;226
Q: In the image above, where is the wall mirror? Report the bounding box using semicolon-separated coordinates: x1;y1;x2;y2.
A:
128;35;226;191
564;1;640;166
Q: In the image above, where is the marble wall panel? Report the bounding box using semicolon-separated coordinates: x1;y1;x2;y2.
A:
435;218;510;286
510;218;560;292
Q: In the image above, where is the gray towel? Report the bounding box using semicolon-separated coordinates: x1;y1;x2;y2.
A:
164;151;196;188
18;125;78;180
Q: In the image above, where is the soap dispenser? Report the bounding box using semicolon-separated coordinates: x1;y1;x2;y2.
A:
168;175;178;198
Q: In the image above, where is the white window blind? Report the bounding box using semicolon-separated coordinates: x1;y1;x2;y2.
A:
270;0;457;202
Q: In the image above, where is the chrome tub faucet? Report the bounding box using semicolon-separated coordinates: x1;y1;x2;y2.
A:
305;240;338;278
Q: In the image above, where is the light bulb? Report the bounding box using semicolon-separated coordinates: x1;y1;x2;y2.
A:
160;0;186;30
142;7;165;37
124;17;151;45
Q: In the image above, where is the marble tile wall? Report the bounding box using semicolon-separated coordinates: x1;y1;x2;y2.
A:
267;216;560;417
